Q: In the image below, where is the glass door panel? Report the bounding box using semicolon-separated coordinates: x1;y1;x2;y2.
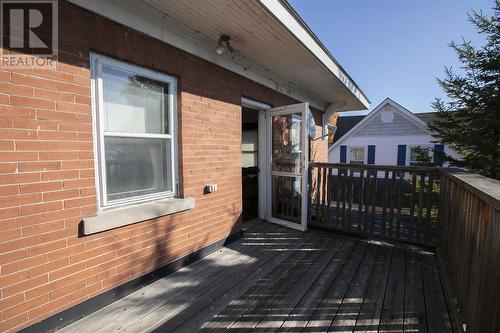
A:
271;112;302;173
266;103;309;231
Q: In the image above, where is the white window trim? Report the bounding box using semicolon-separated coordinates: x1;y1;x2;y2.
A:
348;146;366;164
90;53;178;210
408;145;431;166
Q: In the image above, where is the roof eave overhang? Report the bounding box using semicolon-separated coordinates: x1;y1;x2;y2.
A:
262;0;370;110
68;0;369;112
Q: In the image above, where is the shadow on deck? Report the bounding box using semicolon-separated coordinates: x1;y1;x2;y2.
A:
57;221;452;333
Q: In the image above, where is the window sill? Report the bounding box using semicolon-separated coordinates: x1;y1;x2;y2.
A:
82;197;195;235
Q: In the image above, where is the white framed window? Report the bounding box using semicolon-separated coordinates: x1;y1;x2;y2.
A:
91;54;177;209
409;145;430;166
349;146;365;164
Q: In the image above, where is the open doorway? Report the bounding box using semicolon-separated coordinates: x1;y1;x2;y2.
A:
241;99;309;230
242;107;259;222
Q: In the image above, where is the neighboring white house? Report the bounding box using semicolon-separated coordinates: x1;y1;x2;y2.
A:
328;98;460;166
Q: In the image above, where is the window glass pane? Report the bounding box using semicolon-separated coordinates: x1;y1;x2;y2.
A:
350;147;364;163
104;136;172;201
271;113;302;173
102;65;168;134
242;129;258;168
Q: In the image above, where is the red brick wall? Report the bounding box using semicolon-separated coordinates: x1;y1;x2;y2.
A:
0;2;327;332
310;111;328;163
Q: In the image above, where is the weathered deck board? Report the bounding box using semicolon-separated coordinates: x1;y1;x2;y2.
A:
304;243;367;331
353;244;392;333
162;227;323;332
57;222;451;333
404;251;427;332
279;240;356;332
227;236;333;331
328;245;379;332
421;254;453;332
378;247;406;332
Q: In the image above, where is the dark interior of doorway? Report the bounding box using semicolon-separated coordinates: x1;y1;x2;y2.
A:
242;107;259;222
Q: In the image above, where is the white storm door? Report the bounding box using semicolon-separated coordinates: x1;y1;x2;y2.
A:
266;103;309;231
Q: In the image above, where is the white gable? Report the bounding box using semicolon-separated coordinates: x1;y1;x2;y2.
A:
351;103;428;137
328;98;462;166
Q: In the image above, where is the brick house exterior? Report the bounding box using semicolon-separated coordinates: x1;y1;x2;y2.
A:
0;1;367;331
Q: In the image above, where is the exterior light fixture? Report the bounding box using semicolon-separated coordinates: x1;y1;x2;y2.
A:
215;34;233;55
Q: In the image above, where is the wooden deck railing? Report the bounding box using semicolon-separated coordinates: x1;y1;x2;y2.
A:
437;169;500;333
308;162;440;247
307;163;499;332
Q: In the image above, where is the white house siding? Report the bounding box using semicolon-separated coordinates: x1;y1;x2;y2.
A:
328;134;459;166
350;103;427;137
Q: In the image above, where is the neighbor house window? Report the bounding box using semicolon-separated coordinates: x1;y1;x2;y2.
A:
409;146;430;166
349;147;365;164
92;54;177;208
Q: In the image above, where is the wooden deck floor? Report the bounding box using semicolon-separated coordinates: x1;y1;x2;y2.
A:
57;221;452;333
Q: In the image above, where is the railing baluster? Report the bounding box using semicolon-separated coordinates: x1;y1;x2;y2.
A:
389;170;396;238
417;173;425;242
409;172;417;241
326;168;333;224
364;169;371;233
382;169;389;237
358;168;365;233
370;170;377;234
321;167;328;224
335;168;341;225
341;168;347;227
347;169;354;230
397;170;403;239
425;174;434;244
316;167;323;223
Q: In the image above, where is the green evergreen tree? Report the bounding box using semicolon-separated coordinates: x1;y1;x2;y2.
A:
413;147;437;167
429;1;500;179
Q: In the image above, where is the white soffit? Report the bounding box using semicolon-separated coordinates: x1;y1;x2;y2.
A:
260;0;369;109
68;0;369;112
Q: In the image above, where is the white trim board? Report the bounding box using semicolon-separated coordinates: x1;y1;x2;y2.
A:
329;98;433;150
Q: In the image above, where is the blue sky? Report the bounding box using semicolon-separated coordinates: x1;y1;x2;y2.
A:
288;0;495;115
